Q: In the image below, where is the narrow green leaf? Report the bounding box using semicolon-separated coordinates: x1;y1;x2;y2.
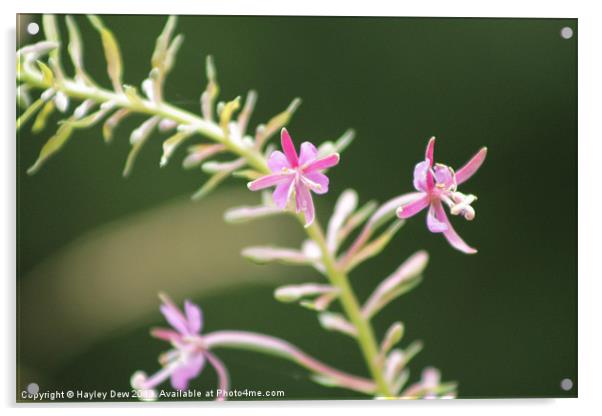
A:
151;16;177;70
66;108;109;129
240;246;310;265
219;96;241;134
200;55;219;120
42;15;63;76
345;221;405;272
32;100;55;133
102;108;130;143
191;170;230;201
87;15;123;92
256;98;302;146
182;143;226;169
65;16;91;83
237;90;258;136
318;312;357;338
27;122;74;175
17;98;45;131
160;130;194;167
380;322;404;356
231;169;262;180
336;200;378;247
223;204;283;224
163;34;183;75
36;61;54;84
191;158;245;200
123;117;159;177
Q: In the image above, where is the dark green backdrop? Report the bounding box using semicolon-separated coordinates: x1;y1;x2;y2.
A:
17;15;577;400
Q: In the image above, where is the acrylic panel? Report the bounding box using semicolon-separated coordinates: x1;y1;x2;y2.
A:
16;14;577;402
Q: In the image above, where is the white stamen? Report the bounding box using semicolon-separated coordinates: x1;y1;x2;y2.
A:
449;192;477;220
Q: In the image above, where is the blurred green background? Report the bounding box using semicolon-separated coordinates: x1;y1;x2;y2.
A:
17;15;577;400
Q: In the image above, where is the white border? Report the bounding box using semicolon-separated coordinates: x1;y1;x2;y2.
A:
4;1;600;415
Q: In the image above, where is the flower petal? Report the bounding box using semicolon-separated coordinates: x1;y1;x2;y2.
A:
433;164;455;189
303;171;329;194
413;161;434;192
150;328;182;343
426;202;448;233
425;137;436;166
273;178;295;208
304;153;340;172
170;354;206;390
267;150;290;173
455;147;487;185
160;303;189;335
396;194;429;219
299;141;318;166
434;200;477;254
247;173;291;191
281;128;299;167
296;182;315;227
184;300;202;334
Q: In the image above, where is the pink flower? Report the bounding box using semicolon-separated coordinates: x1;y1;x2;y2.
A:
247;128;340;227
396;137;487;254
130;294;229;400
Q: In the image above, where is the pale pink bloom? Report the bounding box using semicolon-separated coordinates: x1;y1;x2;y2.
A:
396;137;487;254
130;295;229;399
247;128;340;227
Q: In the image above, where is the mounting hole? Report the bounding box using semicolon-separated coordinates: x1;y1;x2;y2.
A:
560;27;573;39
27;382;39;394
27;22;40;35
560;378;573;391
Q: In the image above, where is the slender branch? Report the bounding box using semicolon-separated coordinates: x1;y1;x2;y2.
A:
17;70;269;173
203;330;376;394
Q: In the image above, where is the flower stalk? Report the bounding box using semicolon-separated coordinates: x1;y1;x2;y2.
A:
303;218;393;396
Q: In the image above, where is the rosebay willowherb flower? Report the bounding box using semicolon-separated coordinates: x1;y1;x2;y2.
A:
18;15;485;401
247;128;340;226
396;137;487;254
130;294;230;401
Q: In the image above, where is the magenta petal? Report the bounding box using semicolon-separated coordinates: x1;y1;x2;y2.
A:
273;178;294;209
304;153;340;172
433;164;455;188
455;147;487;185
299;142;318;166
396;194;429;219
295;182;315;226
426;202;448;233
303;171;329;194
150;328;182;342
170;354;205;390
184;300;202;334
425;137;436;166
280;128;299;167
247;173;290;191
413;161;434;192
434;201;477;254
267;150;290;173
160;303;189;335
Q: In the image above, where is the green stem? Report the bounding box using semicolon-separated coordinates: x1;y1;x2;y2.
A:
304;218;392;397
